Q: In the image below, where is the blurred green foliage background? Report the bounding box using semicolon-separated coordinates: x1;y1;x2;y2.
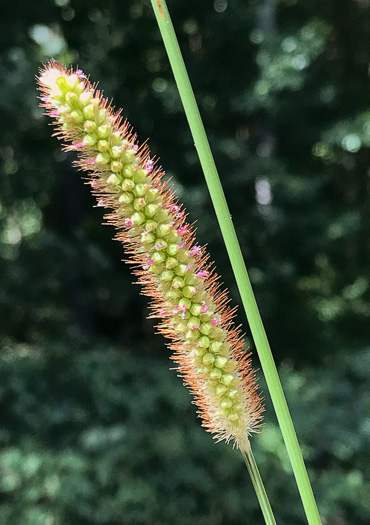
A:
0;0;369;523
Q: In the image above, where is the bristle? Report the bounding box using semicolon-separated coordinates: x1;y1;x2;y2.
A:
37;61;264;449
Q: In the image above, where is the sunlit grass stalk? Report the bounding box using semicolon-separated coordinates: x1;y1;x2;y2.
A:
241;443;276;525
150;1;322;524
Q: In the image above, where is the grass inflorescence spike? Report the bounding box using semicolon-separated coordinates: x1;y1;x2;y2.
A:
37;61;264;450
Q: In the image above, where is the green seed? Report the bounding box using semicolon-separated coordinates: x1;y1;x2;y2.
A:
165;290;179;300
134;184;146;197
147;188;160;202
188;317;200;328
145;220;157;232
216;384;228;396
107;174;120;185
70;110;83;121
155;239;167;251
168;230;180;243
166;257;178;269
145;204;158;217
221;398;233;409
228;388;239;399
55;75;69;90
98;140;110;152
118;192;134;204
133;169;147;183
111;161;122;173
111;146;122;159
133;198;146;211
154;209;168;223
200;323;212;335
96;152;110;165
111;131;123;145
156;224;171;238
122;166;134;178
172;277;184;289
185;330;199;341
97;124;110;138
203;353;214;366
221;374;234;386
122;179;135;191
199;336;210;348
208;340;222;354
83;104;95;120
196;366;209;375
190;303;202;316
79;91;92;106
121;150;136;164
152;251;166;264
210;368;222;380
176;320;188;332
183;285;196;298
141;232;155;245
178;298;191;310
177;250;190;263
83;134;97;146
65;92;77;104
96;110;107;126
149;264;163;274
215;356;228;369
167;244;179;257
84;120;96;133
175;264;188;277
131;212;145;225
161;270;174;282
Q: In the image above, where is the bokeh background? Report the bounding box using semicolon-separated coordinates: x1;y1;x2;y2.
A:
1;0;370;523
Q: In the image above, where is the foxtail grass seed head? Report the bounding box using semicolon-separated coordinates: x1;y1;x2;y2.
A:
38;61;263;450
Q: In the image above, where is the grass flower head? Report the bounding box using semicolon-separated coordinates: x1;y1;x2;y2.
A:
38;61;263;450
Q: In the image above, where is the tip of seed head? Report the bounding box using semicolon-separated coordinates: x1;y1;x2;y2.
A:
38;65;65;89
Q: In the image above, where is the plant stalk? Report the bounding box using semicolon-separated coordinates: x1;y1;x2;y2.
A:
241;444;276;525
150;1;322;524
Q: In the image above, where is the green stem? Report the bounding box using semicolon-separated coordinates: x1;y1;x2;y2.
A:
241;445;277;525
149;1;322;524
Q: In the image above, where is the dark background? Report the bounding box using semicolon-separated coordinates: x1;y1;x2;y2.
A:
0;0;369;523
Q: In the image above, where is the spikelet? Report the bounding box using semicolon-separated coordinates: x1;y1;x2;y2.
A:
37;61;263;450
